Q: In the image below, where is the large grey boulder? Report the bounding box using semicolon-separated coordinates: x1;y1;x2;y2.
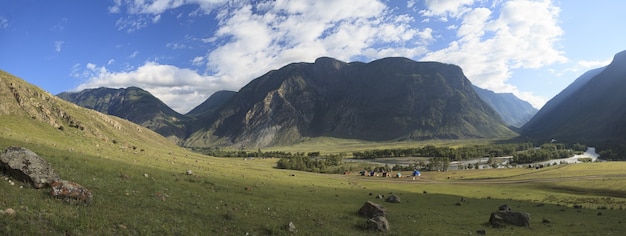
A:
0;146;61;188
489;211;531;228
358;201;387;218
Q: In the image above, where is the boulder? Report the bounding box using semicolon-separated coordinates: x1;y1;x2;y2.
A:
358;201;386;218
385;194;401;203
51;180;93;204
489;211;531;228
0;146;61;188
366;216;390;232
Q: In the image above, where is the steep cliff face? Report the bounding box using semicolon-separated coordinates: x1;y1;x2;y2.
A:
184;57;516;148
521;50;626;143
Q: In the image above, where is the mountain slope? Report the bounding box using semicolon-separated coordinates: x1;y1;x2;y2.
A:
57;87;190;143
521;50;626;143
472;85;537;128
184;57;516;148
0;69;183;156
186;90;236;117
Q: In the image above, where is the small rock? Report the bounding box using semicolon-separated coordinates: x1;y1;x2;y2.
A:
477;229;486;235
542;218;551;223
143;173;149;178
4;208;15;216
185;170;193;175
385;194;401;203
51;180;93;204
287;221;297;233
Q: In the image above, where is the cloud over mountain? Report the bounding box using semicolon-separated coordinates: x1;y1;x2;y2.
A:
73;0;567;112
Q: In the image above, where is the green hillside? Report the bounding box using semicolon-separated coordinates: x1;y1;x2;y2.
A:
2;70;626;235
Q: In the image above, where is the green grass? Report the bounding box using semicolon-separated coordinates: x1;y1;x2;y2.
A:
3;134;626;235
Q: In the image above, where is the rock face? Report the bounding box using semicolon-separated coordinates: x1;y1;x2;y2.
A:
489;211;531;228
51;180;93;204
366;216;390;232
0;146;61;188
358;201;387;218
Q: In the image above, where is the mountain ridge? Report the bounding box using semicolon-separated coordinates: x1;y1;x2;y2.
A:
521;50;626;143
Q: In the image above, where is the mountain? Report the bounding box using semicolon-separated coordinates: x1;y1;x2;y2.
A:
472;85;538;128
0;70;181;154
521;50;626;143
184;57;516;148
57;87;190;143
186;90;236;117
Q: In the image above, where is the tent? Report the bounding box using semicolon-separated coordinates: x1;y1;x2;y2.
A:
412;170;421;176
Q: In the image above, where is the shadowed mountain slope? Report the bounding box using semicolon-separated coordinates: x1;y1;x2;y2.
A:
57;87;190;143
521;50;626;143
184;57;516;148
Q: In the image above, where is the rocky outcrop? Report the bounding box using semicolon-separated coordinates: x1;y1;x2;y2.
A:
51;180;93;204
0;146;61;188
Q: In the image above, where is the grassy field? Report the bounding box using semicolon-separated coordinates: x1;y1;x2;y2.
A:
2;132;626;235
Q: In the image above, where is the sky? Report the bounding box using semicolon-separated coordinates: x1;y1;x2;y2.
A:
1;0;624;113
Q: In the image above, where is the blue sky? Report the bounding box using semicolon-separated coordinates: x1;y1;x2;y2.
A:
1;0;624;113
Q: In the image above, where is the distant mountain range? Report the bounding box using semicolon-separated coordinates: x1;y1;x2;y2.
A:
59;57;527;148
521;50;626;144
472;85;537;128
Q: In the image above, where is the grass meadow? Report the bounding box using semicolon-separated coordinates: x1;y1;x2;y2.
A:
2;135;626;235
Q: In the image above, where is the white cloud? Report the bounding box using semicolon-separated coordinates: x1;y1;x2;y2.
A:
577;58;611;69
152;14;161;23
54;41;65;52
421;0;566;109
129;50;139;58
420;0;476;18
191;56;205;66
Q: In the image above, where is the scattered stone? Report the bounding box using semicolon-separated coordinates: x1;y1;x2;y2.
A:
143;173;149;178
489;211;531;228
423;190;428;194
376;194;385;200
455;202;462;206
358;201;387;218
287;221;297;233
3;208;15;217
366;216;390;232
50;180;93;204
385;194;401;203
476;229;486;235
0;146;61;188
185;170;193;175
542;218;551;224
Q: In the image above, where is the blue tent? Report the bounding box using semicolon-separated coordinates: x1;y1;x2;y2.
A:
412;170;421;176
